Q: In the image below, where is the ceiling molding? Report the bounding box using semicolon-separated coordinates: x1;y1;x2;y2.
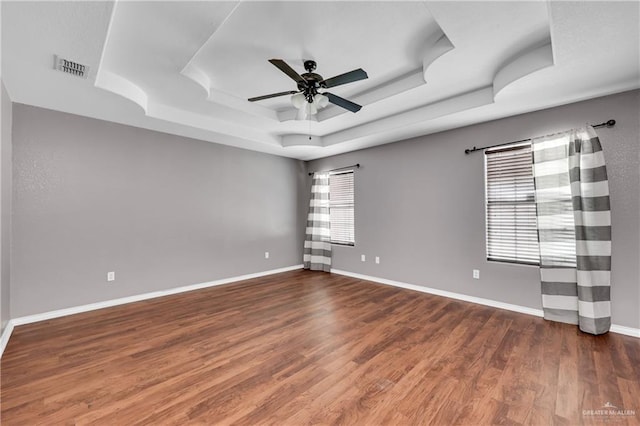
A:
181;63;211;98
3;1;638;161
493;38;554;98
316;69;427;122
182;64;279;121
95;70;148;114
209;88;280;121
148;103;281;147
421;30;455;80
281;134;324;148
323;86;495;147
178;1;241;78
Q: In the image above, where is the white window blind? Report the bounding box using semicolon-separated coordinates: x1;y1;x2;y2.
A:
329;170;355;245
485;143;539;265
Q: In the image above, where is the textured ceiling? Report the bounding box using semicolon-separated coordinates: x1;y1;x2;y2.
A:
2;1;639;160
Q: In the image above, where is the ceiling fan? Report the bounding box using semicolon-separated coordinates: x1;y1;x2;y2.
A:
248;59;368;116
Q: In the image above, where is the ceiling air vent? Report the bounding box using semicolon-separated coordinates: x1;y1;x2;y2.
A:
54;55;89;78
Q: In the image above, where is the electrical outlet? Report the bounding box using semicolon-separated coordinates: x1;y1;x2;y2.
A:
361;254;366;262
265;251;269;259
107;271;115;282
375;256;380;264
473;269;480;279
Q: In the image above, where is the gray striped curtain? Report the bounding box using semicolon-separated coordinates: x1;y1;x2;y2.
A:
532;126;611;335
303;173;332;272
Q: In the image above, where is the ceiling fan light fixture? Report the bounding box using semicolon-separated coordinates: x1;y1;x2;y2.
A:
291;93;306;109
292;93;328;119
305;102;318;116
314;93;329;108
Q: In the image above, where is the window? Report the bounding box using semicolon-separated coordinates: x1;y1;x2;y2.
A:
329;170;355;245
485;143;539;265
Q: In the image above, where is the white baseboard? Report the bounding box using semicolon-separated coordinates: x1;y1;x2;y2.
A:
0;320;15;358
331;269;544;317
2;264;635;359
610;324;640;338
331;269;640;339
9;265;303;329
2;265;302;358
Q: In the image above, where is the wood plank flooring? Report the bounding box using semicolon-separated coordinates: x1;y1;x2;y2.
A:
1;270;639;425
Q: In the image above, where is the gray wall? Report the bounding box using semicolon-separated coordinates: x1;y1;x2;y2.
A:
1;81;12;332
308;90;640;329
8;91;640;329
11;104;306;317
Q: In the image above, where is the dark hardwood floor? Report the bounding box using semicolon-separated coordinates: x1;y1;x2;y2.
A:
1;270;639;425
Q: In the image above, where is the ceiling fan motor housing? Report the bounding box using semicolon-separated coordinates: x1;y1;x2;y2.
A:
300;70;325;102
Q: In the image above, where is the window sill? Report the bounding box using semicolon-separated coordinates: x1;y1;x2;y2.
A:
486;258;540;267
331;242;355;247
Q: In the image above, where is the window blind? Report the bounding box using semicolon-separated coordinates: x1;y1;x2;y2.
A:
485;143;539;265
329;170;355;245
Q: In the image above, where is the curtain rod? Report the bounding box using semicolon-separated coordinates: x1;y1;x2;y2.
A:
464;119;616;155
308;163;360;176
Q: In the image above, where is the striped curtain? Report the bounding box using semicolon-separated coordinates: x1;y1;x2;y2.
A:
532;126;611;335
303;173;332;272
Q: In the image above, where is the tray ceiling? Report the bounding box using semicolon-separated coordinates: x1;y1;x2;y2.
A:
2;1;639;160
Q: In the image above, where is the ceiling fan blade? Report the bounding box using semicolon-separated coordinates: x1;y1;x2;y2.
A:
248;90;299;102
269;59;307;86
324;92;362;113
320;68;368;88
